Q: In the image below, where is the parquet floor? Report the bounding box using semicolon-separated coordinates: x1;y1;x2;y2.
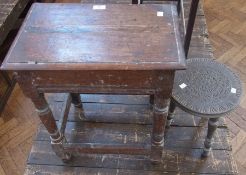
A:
204;0;246;173
0;0;245;174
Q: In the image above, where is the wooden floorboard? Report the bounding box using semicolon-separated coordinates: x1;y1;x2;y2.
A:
24;93;236;174
0;0;245;174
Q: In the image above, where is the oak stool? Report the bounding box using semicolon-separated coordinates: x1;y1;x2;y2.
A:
1;3;186;163
167;58;242;157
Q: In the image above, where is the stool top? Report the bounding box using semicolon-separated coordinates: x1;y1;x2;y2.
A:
172;58;242;117
1;3;185;71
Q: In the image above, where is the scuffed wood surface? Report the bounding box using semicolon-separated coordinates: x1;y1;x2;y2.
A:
25;93;237;174
144;0;213;59
2;3;186;71
24;0;236;174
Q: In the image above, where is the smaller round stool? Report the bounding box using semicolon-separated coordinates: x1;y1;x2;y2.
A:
167;58;242;157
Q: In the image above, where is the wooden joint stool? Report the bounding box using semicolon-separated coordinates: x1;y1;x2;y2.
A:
167;58;242;157
1;3;186;163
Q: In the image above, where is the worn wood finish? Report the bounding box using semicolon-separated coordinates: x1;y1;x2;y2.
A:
25;93;237;174
14;69;175;162
0;0;240;174
144;0;200;58
46;93;227;127
1;3;186;163
27;70;174;94
202;118;220;157
1;3;185;71
183;0;199;57
0;0;32;115
143;0;213;59
172;58;242;117
167;57;242;158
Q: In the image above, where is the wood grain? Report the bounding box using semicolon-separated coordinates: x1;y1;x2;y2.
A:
25;93;236;174
1;3;185;71
0;0;245;174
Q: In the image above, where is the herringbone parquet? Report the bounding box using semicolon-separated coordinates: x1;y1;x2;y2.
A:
0;0;245;174
204;0;246;173
0;86;40;175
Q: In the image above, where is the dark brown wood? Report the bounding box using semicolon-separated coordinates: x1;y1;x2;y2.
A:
172;58;242;116
14;71;72;161
1;3;186;163
16;77;58;136
25;93;237;174
166;99;176;127
184;0;199;57
26;143;237;174
0;0;32;115
25;164;180;175
39;94;231;153
169;58;242;158
58;93;71;135
202;117;220;157
22;0;238;172
46;93;227;127
1;3;185;71
71;93;82;108
143;0;200;59
26;70;174;94
151;94;170;162
70;93;84;119
149;94;154;107
142;1;212;60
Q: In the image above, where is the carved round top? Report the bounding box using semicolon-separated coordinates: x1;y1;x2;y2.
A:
172;58;242;117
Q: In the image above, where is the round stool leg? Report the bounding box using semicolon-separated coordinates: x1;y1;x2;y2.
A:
166;100;176;128
202;117;219;157
71;93;85;120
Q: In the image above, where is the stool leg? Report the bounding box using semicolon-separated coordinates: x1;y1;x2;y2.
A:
15;72;71;162
34;94;71;162
166;100;176;128
202;117;219;157
150;93;169;163
71;93;85;119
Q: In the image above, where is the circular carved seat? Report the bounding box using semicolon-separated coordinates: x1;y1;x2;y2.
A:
167;58;242;157
172;58;242;116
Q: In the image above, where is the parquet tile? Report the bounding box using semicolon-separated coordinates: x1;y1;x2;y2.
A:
0;0;245;174
204;0;246;174
0;85;39;175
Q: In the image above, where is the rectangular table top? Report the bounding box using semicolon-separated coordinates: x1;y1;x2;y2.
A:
1;3;185;71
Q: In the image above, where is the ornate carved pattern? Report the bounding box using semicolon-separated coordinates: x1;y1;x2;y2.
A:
172;58;242;116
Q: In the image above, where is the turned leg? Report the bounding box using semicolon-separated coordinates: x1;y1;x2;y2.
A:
202;117;219;157
33;93;71;161
166;100;176;128
150;93;169;163
70;93;85;119
15;72;71;161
